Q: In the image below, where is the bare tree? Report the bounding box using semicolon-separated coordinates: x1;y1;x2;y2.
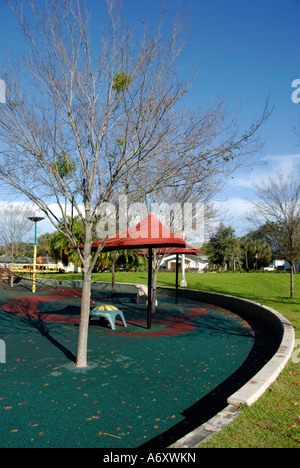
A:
0;202;33;262
0;0;269;367
251;171;300;297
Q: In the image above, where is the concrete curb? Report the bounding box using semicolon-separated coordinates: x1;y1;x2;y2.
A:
170;404;242;448
227;303;295;407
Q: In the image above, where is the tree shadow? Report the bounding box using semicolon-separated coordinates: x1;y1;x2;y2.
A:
31;314;77;362
0;306;76;363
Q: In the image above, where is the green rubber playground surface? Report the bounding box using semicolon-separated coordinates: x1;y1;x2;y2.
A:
0;281;277;448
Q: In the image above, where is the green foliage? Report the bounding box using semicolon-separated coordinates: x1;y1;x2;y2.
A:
115;250;147;271
94;249;147;273
112;71;132;96
52;153;76;178
49;216;84;265
206;223;243;270
239;235;272;270
206;224;273;271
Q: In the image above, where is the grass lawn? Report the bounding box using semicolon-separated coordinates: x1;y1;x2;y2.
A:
43;271;300;448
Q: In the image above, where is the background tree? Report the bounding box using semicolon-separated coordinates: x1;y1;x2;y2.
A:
239;235;256;271
0;202;33;262
239;234;272;270
49;216;85;266
254;238;272;269
251;171;300;297
247;222;279;257
0;0;269;367
37;233;53;259
206;223;242;271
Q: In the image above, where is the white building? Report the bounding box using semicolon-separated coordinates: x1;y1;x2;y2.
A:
160;254;209;272
57;261;81;273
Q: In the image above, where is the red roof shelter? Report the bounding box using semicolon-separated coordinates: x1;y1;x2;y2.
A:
81;215;201;329
89;214;193;252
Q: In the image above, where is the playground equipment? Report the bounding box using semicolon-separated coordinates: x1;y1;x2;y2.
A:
27;216;44;293
90;304;127;330
0;267;22;287
0;266;94;303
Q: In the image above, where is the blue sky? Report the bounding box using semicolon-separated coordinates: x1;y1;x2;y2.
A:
1;0;300;237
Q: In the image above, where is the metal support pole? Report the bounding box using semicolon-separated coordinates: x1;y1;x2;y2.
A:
180;253;187;287
27;216;44;294
32;244;37;293
147;247;152;329
175;253;179;303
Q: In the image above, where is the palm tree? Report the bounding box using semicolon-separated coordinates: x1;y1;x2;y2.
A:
254;239;272;269
97;249;147;296
49;216;85;266
240;236;257;271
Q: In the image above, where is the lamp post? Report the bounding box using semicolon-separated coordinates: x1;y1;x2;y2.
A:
27;216;44;293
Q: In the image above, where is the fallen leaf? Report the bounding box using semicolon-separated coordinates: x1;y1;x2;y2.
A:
98;431;121;439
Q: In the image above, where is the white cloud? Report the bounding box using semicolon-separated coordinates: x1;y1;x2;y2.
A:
226;153;300;191
217;198;253;233
262;153;300;175
211;152;300;235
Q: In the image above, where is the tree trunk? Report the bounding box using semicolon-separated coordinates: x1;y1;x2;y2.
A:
290;264;294;298
245;251;249;271
111;252;116;297
76;268;92;367
76;219;92;368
